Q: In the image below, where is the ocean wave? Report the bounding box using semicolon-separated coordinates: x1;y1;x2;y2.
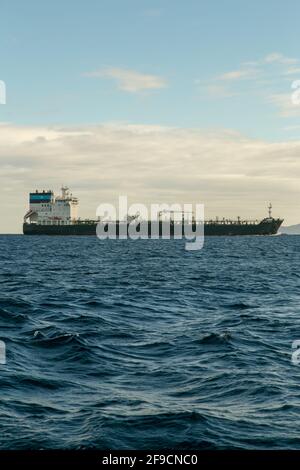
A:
0;235;300;449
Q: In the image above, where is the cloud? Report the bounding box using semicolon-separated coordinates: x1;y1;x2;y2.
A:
197;83;237;98
213;53;299;85
264;53;298;65
268;93;300;117
283;124;300;131
196;67;257;99
217;68;258;81
85;67;167;93
1;122;300;232
198;52;300;113
283;67;300;76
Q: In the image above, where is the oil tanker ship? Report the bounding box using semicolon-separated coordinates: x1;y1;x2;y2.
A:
23;187;283;236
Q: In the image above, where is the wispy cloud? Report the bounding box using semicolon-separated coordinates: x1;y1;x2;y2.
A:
268;93;300;117
264;53;298;65
283;124;300;131
85;67;167;93
217;68;258;81
198;52;300;116
198;83;237;98
197;64;259;99
214;53;299;84
283;67;300;76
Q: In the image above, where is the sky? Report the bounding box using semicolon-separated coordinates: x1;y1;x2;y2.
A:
1;0;300;232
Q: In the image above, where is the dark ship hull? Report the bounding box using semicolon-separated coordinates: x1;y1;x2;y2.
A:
23;218;283;236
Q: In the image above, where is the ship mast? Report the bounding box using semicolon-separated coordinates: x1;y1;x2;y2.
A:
61;185;69;199
268;203;272;218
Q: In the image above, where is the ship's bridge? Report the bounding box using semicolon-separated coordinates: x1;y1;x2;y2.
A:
24;187;79;225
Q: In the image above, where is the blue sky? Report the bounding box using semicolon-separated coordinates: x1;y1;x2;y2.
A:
1;0;300;140
1;0;300;232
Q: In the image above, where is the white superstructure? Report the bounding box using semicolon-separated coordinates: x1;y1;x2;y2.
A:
24;186;78;225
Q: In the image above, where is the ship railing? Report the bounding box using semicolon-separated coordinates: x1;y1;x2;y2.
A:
70;218;260;226
204;219;259;225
